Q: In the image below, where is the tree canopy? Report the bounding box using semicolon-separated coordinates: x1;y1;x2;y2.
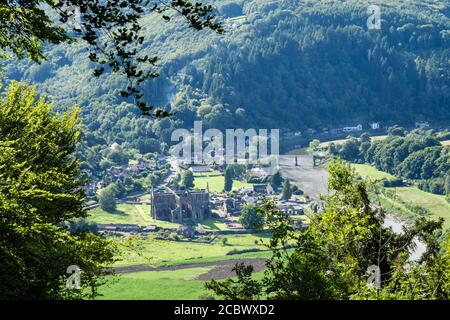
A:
0;82;116;299
180;168;194;189
4;0;449;180
97;184;117;212
224;165;233;192
239;204;265;230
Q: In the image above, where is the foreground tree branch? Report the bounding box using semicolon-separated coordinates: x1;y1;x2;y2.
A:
0;0;223;117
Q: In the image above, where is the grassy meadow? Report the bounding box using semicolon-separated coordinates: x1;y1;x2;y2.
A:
351;163;397;181
97;267;267;300
88;203;154;226
193;170;253;192
88;202;181;229
97;267;212;300
99;231;272;300
351;163;450;229
115;232;272;267
394;187;450;229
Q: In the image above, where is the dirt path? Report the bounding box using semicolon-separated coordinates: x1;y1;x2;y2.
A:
114;258;267;280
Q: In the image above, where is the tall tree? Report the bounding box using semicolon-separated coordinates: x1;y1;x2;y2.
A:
239;204;265;231
309;139;321;152
0;82;116;299
97;184;117;212
270;171;283;190
224;166;233;192
445;174;450;195
180;169;194;189
281;179;292;201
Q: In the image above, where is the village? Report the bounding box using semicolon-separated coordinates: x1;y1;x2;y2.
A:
81;120;436;240
91;160;310;238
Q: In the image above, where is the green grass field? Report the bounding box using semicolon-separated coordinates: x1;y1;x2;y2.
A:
97;267;267;300
200;217;231;231
97;267;212;300
285;147;309;155
351;163;397;181
319;138;349;148
371;135;388;142
194;173;253;192
372;192;418;221
352;163;450;229
88;203;154;226
394;187;450;229
116;232;272;267
88;202;181;228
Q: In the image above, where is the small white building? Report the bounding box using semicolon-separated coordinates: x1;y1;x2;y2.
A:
189;165;211;174
370;122;380;130
343;124;363;133
226;15;247;28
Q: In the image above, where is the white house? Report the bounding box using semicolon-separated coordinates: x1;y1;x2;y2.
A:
189;165;211;173
370;122;380;130
343;124;363;133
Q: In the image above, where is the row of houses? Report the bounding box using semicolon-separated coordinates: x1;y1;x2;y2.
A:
82;158;165;196
282;123;382;138
283;121;433;139
333;123;380;134
211;183;305;217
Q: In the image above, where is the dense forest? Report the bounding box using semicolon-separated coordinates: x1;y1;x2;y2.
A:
3;0;450;175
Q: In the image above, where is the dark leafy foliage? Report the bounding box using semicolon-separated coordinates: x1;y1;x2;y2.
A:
0;82;117;299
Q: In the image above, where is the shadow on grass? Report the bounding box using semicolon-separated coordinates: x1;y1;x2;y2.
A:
104;209;129;216
200;219;222;230
256;231;273;239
